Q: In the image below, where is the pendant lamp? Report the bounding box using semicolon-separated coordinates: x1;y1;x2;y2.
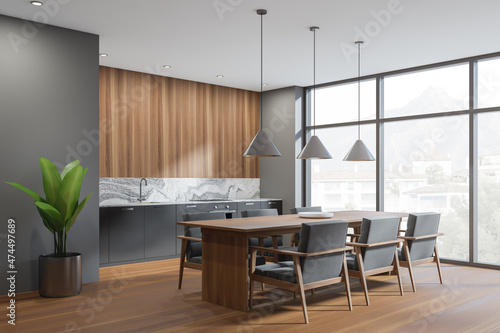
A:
297;27;332;159
243;9;281;157
344;41;375;161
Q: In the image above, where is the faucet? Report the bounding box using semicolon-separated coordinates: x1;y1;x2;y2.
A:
138;178;148;202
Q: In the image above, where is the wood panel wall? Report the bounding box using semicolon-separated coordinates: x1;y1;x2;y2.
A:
99;66;260;178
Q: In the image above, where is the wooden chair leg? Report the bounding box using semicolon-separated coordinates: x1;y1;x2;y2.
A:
356;250;370;306
261;283;265;291
393;249;404;296
178;239;187;289
249;277;255;309
272;236;279;263
342;255;353;311
310;289;315;295
434;243;443;284
403;241;416;292
293;257;309;324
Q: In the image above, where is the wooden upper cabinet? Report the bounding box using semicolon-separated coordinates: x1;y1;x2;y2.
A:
99;66;260;178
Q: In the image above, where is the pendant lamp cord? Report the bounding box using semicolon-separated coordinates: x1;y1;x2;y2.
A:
260;12;263;130
357;41;361;140
313;28;316;136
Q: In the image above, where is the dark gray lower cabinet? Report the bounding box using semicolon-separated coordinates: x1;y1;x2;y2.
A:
145;205;176;258
108;207;145;263
99;208;109;264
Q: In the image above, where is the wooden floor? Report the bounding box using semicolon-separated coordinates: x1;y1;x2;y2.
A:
2;259;500;333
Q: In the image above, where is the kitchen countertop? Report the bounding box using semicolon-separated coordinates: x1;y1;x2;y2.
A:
99;198;282;208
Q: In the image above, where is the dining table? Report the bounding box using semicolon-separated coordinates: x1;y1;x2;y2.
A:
177;210;408;312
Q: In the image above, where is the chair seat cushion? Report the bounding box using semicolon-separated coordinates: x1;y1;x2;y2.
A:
346;253;359;271
254;261;296;283
187;256;202;264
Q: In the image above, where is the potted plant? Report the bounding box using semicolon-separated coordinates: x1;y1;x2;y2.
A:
5;158;92;297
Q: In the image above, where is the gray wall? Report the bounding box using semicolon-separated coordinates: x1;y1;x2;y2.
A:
260;86;304;216
0;15;99;293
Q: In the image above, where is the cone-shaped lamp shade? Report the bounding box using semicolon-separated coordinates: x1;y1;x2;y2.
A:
297;135;332;159
243;129;281;157
343;139;375;161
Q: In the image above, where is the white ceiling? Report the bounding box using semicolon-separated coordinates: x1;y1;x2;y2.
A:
1;0;499;92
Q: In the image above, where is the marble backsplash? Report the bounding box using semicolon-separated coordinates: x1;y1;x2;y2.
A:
99;178;260;205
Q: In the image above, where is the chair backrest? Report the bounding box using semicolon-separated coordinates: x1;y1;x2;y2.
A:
182;212;226;260
358;216;400;271
402;212;441;261
241;209;278;217
297;221;348;284
290;206;322;214
242;209;281;246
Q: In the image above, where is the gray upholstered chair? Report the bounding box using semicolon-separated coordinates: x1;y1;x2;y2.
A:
398;212;443;292
289;206;322;246
346;216;404;306
249;221;352;324
242;209;284;262
178;212;267;289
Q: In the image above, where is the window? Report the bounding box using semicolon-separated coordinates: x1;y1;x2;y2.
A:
305;52;500;267
310;125;376;212
478;112;500;264
478;57;500;108
384;64;469;118
384;116;469;260
314;80;376;125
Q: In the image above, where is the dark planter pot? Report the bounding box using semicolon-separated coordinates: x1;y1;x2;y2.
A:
39;252;82;297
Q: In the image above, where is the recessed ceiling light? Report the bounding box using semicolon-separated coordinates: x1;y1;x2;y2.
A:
216;75;224;78
163;65;171;69
99;53;108;57
262;83;268;87
31;1;43;6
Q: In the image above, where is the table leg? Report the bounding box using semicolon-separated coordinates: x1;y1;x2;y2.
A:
202;228;249;311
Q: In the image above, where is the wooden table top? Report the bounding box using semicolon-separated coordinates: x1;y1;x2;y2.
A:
177;210;408;233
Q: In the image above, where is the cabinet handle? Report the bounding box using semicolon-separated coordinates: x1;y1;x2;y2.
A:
186;205;197;208
245;203;255;206
121;207;134;211
153;206;169;209
268;202;274;205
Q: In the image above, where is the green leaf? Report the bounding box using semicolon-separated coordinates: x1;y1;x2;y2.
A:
36;205;55;233
61;160;80;180
83;167;88;178
4;182;46;202
35;202;65;232
39;158;62;206
65;192;92;235
54;165;83;221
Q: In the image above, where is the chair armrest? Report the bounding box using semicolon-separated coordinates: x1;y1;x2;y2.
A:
249;246;352;258
346;239;403;248
347;233;360;237
177;235;202;242
398;233;444;241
